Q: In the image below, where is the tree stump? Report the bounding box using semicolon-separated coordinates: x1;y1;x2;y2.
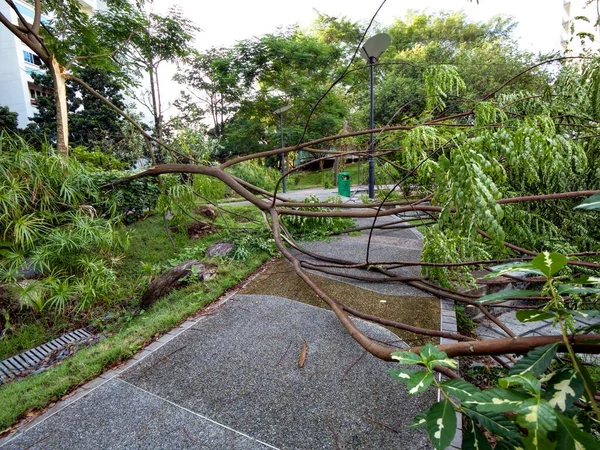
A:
139;260;216;310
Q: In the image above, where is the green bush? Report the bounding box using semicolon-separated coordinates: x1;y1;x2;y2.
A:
91;171;160;224
0;133;126;313
71;146;127;171
226;160;280;191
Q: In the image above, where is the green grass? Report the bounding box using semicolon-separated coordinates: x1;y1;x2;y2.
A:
0;206;272;432
288;162;364;190
0;324;53;361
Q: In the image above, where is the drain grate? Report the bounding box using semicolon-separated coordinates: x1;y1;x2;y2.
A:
0;328;96;384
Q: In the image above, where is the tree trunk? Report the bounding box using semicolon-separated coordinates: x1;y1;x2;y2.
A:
49;56;69;155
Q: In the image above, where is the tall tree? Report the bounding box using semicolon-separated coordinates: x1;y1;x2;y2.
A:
0;0;137;153
123;4;199;156
27;67;133;160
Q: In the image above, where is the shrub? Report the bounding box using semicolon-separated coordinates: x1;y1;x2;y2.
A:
226;161;280;191
0;133;126;314
91;171;160;224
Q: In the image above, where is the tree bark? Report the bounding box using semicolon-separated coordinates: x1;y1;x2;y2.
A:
49;56;69;154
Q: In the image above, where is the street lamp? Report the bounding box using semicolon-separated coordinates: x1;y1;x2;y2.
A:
360;33;391;199
273;104;292;193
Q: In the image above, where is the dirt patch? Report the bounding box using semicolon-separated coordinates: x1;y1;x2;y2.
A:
187;222;214;239
239;259;440;346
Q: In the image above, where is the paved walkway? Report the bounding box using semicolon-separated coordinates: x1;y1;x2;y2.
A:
0;192;449;450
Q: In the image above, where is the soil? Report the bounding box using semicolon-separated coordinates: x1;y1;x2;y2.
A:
239;259;440;346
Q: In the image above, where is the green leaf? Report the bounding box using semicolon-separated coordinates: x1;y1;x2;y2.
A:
389;368;421;384
391;351;422;365
410;411;427;429
438;154;450;171
477;289;543;303
471;387;530;413
516;398;557;449
407;370;435;395
500;373;541;395
483;262;542;279
574;192;600;210
515;310;556;323
531;251;568;277
571;309;600;320
462;418;492;450
555;412;600;449
494;438;525;450
509;343;559;377
463;406;521;440
572;354;597;403
440;379;481;403
426;400;457;450
545;368;584;412
420;343;458;370
571;275;600;285
556;285;600;295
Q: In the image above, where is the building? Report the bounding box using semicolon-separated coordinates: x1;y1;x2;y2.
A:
561;0;600;54
0;0;101;128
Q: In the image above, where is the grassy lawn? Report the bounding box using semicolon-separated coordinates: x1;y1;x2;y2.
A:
288;162;365;190
0;205;273;432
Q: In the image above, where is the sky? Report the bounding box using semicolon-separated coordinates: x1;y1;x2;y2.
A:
150;0;568;116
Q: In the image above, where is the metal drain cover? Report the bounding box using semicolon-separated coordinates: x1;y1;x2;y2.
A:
0;328;97;384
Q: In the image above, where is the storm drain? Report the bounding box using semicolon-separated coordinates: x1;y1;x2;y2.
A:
0;328;98;384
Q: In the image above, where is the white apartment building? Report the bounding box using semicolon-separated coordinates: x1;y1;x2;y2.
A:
0;0;100;128
562;0;600;54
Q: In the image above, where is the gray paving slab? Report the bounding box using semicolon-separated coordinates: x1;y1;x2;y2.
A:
120;295;434;450
296;240;430;297
1;378;272;450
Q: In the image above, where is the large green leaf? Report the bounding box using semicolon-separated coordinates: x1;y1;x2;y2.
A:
531;251;568;277
406;370;435;395
483;261;542;279
390;369;435;395
572;354;597;403
477;289;543;303
556;285;600;295
574;192;600;211
555;412;600;449
500;373;541;395
571;275;600;285
426;400;457;450
440;379;481;403
515;310;556;323
516;398;557;449
509;343;559;377
545;368;584;412
462;418;492;450
410;411;427;429
462;406;521;440
390;351;422;365
420;343;457;370
494;438;525;450
471;387;530;413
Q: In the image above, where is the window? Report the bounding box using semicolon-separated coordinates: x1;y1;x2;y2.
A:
23;51;42;66
28;82;46;105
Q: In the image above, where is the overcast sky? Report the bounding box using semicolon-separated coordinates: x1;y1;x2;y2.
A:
152;0;565;53
150;0;567;115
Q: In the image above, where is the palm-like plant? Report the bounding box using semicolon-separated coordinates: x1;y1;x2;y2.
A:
0;133;126;314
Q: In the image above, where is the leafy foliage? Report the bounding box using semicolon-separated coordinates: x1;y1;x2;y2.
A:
392;252;600;449
281;196;355;240
0;134;125;313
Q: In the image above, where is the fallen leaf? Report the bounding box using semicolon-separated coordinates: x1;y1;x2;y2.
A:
298;341;308;368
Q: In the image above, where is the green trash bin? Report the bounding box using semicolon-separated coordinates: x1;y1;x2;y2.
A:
338;172;351;197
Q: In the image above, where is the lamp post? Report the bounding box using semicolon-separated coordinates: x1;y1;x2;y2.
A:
360;33;391;199
273;104;292;193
